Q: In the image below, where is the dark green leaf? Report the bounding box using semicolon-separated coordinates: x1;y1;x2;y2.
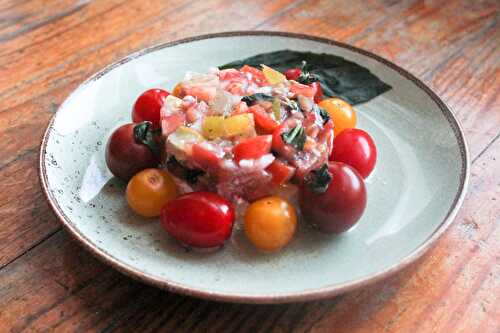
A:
133;121;160;157
166;156;204;184
220;50;391;105
307;164;332;193
317;106;330;125
281;124;306;150
241;93;274;105
296;61;320;85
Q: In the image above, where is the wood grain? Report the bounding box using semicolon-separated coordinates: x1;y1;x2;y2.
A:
0;0;498;332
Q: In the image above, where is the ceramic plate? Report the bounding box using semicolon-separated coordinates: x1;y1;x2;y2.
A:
39;32;469;303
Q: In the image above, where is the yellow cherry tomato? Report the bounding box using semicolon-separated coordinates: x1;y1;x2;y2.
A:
318;98;357;136
126;169;178;217
244;196;297;251
172;83;184;98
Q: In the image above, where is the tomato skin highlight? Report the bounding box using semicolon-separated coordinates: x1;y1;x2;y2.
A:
300;162;367;234
233;135;272;163
331;128;377;178
161;192;235;248
105;123;159;181
132;89;169;129
126;169;178;217
244;196;297;251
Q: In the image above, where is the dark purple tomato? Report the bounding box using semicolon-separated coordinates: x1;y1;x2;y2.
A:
300;162;367;234
105;122;160;181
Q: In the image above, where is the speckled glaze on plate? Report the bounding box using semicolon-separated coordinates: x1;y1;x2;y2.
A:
39;31;469;304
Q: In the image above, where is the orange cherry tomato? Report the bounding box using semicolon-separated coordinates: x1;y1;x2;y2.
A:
172;83;185;98
126;169;178;217
244;196;297;251
318;98;357;136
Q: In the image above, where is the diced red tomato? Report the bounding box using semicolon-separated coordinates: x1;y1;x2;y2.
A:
290;82;316;98
284;68;301;81
233;135;272;162
248;104;279;134
219;68;244;81
311;81;323;103
266;159;296;185
161;113;185;136
191;143;221;170
184;86;217;102
240;65;268;86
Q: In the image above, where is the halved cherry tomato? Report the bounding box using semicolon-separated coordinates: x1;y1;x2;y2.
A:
248;104;279;134
240;65;268;86
266;159;295;185
244;196;297;251
233;135;272;162
132;89;169;129
126;169;178;217
191;143;220;170
161;191;235;248
284;68;301;81
290;82;316;98
319;98;357;136
331;128;377;178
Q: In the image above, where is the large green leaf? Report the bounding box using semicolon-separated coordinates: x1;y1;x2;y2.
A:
220;50;391;105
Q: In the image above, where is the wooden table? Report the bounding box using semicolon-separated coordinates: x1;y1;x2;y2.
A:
0;0;498;332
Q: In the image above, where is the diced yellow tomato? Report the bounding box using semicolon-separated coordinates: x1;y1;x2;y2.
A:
223;113;255;138
202;116;225;139
261;65;286;85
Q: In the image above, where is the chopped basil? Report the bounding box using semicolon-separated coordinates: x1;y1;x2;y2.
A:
296;61;320;85
133;121;160;157
166;157;204;184
241;93;274;105
307;164;333;193
281;124;306;151
317;106;330;125
220;50;392;105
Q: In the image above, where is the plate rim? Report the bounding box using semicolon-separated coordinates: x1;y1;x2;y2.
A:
39;30;470;304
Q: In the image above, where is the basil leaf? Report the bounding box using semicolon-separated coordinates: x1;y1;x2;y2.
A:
307;164;333;193
241;93;274;105
281;124;306;151
133;121;160;157
317;106;330;125
296;61;320;84
220;50;391;105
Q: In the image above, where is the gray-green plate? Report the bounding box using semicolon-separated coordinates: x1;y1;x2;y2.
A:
39;32;469;303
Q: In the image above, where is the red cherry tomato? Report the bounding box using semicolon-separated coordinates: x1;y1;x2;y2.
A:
311;81;323;103
160;192;235;248
300;162;367;234
233;135;272;162
105;123;160;181
248;104;279;134
284;68;301;81
132;89;169;129
266;159;296;185
331;129;377;178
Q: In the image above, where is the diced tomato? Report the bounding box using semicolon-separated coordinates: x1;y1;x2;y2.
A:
271;119;298;160
183;86;217;102
240;65;268;86
233;135;272;162
290;82;316;98
232;101;249;115
311;81;323;103
161;113;185;136
266;159;296;185
248;104;279;134
219;68;244;81
284;68;301;81
226;82;246;95
191;143;221;170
